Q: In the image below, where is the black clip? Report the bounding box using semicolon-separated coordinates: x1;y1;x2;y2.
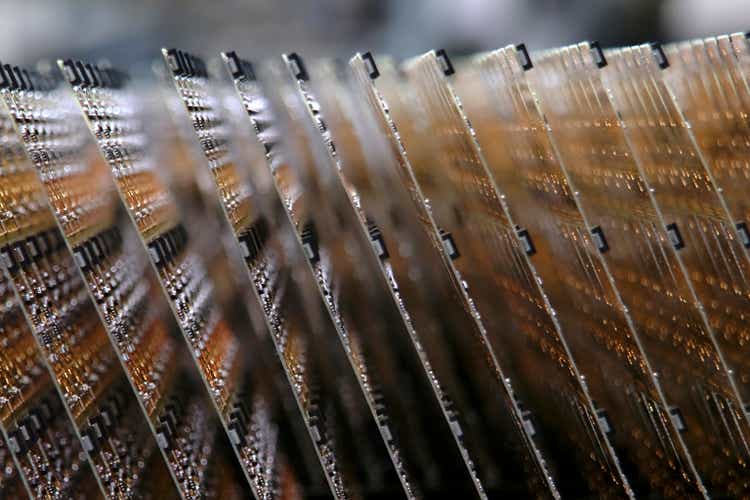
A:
301;222;320;263
184;52;197;76
178;50;193;77
238;217;268;262
7;429;25;455
147;239;165;267
12;242;29;269
161;407;177;433
164;49;185;76
440;228;460;260
228;418;247;447
224;51;242;78
517;399;536;437
1;245;17;272
84;63;100;87
12;67;27;90
18;417;39;447
24;238;39;263
590;225;609;253
435;49;455;76
516;227;536;256
594;403;614;435
74;61;92;88
28;409;45;433
177;50;206;78
80;427;99;453
88;414;107;441
736;222;750;248
3;64;19;90
515;43;533;71
73;245;91;270
666;222;684;250
224;51;253;80
286;52;309;81
668;406;687;433
650;42;669;69
155;421;173;451
362;52;380;79
21;69;33;90
367;219;389;260
590;41;607;68
232;399;250;423
87;238;103;264
0;64;9;89
238;232;259;262
229;411;248;432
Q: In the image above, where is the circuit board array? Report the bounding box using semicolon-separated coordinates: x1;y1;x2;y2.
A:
2;31;750;499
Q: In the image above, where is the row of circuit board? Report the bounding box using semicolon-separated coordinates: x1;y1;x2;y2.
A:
2;30;750;499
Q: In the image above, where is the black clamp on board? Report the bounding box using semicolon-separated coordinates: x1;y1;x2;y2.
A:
223;51;256;81
164;49;185;76
367;219;389;260
650;42;669;69
286;52;309;81
238;217;268;262
0;63;9;89
515;43;533;71
2;64;18;89
0;64;44;91
439;228;460;260
668;406;687;433
590;225;609;253
590;41;608;68
666;222;684;250
301;221;320;263
435;49;455;76
736;221;750;248
361;52;380;79
516;227;536;256
595;406;614;436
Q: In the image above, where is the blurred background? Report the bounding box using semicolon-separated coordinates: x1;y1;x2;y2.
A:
1;0;747;72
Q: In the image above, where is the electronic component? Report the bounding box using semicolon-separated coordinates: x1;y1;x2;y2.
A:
2;23;750;499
